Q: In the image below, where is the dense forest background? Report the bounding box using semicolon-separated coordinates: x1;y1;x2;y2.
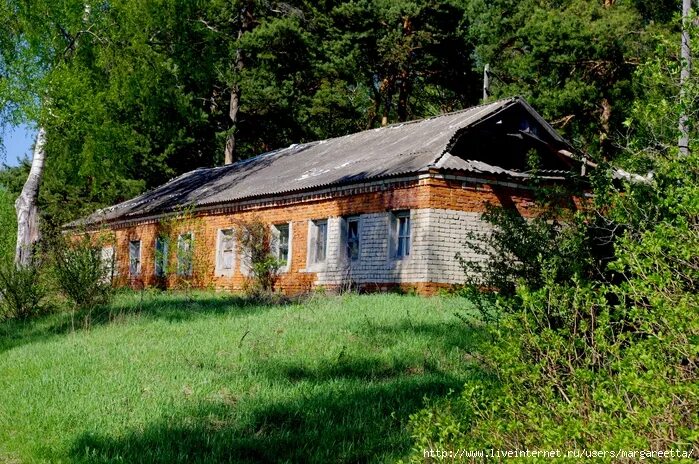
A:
0;0;684;227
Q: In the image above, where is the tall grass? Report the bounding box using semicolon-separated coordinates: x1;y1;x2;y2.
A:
0;291;480;463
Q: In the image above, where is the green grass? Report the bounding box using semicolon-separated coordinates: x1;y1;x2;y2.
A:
0;291;480;463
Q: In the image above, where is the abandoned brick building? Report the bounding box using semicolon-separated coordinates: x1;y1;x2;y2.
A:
71;96;592;294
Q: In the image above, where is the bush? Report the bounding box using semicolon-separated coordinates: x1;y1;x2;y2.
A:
0;262;47;320
50;234;112;309
457;203;602;296
0;187;17;264
235;217;283;297
410;159;698;457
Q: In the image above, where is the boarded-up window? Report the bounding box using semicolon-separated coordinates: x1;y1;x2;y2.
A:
177;232;194;276
129;240;141;276
216;229;235;276
155;237;168;277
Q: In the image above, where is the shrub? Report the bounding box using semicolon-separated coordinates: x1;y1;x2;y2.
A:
235;217;283;297
457;203;600;296
50;234;112;309
410;152;697;456
0;187;17;264
0;262;47;320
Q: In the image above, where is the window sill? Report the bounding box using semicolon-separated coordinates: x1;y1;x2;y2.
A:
303;262;326;273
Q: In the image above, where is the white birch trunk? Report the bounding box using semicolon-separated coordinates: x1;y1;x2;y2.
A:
15;127;46;267
679;0;692;156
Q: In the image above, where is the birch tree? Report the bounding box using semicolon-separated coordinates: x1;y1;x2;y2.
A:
679;0;692;155
14;128;45;266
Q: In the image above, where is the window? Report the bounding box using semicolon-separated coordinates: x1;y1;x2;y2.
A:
314;220;327;263
177;232;194;276
394;211;411;258
129;240;141;276
307;219;328;267
155;236;168;277
216;229;235;276
101;246;115;282
345;216;360;261
273;223;291;267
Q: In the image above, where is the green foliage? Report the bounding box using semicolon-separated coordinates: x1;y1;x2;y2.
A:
49;234;112;310
0;262;46;320
470;0;667;156
457;204;595;296
0;0;682;227
408;20;699;458
0;186;17;264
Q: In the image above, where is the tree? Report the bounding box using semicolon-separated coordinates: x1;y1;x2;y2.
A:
14;128;45;265
468;0;673;158
0;0;93;264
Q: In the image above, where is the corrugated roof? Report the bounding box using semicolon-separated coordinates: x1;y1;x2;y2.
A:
71;96;577;227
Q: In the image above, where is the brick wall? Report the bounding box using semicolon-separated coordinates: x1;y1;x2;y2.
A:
98;174;572;295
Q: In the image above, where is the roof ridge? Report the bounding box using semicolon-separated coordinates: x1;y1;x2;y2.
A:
382;96;518;129
188;97;521;176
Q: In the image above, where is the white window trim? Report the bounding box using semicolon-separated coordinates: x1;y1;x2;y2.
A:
271;222;292;273
389;210;412;261
154;236;169;277
306;219;328;272
342;215;362;263
129;240;142;276
101;245;115;282
215;228;236;277
177;232;195;276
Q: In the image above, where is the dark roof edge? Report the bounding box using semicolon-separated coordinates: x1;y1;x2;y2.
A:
66;165;580;231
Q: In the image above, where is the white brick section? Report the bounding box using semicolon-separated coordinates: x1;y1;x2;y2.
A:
314;208;491;286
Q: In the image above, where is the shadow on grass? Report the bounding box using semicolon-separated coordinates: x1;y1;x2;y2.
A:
0;291;286;354
66;310;487;463
69;367;467;463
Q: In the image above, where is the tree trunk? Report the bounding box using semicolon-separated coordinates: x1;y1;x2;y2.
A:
599;97;612;159
396;16;413;122
15;127;46;267
396;72;410;122
679;0;691;156
224;2;254;165
224;45;243;165
380;76;394;127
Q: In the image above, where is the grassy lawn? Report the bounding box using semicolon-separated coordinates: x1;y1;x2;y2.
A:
0;291;479;463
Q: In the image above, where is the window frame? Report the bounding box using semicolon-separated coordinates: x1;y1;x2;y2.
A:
215;228;236;277
128;240;141;276
101;245;115;282
313;219;328;264
344;215;361;262
306;219;328;270
393;210;412;259
272;222;292;272
177;232;194;276
154;236;169;277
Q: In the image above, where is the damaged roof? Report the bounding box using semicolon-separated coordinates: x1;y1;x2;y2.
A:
71;96;584;227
